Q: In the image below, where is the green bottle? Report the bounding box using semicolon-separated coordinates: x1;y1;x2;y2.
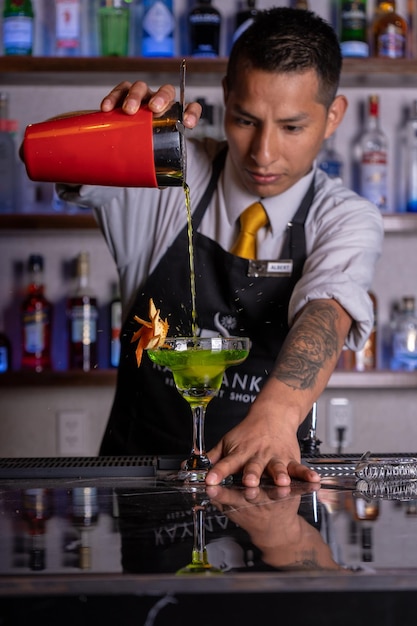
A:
339;0;368;58
2;0;34;55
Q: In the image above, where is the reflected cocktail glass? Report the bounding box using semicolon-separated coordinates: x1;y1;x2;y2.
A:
176;487;222;575
147;336;250;483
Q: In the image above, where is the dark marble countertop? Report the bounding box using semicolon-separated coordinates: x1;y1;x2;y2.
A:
0;454;417;624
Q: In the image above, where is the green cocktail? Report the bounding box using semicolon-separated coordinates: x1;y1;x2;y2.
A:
147;336;250;482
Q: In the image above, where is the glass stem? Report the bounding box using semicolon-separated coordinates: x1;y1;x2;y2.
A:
191;504;209;566
186;404;211;471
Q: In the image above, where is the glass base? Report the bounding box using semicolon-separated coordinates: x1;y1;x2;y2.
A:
165;469;233;485
176;563;223;575
166;468;209;483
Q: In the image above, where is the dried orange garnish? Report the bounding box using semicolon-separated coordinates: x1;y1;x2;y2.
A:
131;298;169;367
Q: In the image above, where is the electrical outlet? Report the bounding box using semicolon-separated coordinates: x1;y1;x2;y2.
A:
327;398;353;449
57;410;89;456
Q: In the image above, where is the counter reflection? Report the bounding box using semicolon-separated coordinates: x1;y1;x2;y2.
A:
0;478;415;575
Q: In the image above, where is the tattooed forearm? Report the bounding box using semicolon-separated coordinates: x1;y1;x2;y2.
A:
272;301;340;390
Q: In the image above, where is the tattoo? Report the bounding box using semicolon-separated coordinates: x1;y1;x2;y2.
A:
273;301;339;390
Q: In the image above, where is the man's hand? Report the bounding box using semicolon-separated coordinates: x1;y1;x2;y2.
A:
100;80;202;129
206;483;340;571
206;401;321;487
206;299;352;488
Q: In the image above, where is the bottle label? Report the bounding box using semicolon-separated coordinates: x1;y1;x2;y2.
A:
72;487;98;521
70;305;98;343
377;33;406;59
318;159;343;179
189;14;221;25
56;0;81;49
23;488;51;519
392;330;417;370
340;41;368;57
406;142;417;212
142;0;174;57
3;17;33;54
354;333;376;371
110;300;122;368
360;152;388;211
23;311;48;353
341;8;366;33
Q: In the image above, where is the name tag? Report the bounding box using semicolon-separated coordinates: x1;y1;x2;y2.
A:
247;259;293;277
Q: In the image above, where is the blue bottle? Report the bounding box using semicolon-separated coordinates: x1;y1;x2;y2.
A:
141;0;175;57
317;134;344;180
405;101;417;213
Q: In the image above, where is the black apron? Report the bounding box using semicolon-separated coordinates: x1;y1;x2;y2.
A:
100;148;315;456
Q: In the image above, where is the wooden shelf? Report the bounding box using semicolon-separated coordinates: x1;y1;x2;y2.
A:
0;212;98;230
0;56;228;75
328;369;417;389
2;212;417;233
1;368;416;389
2;56;417;87
382;213;417;233
0;369;117;387
0;56;229;86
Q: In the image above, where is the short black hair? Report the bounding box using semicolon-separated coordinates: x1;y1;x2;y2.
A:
226;7;342;109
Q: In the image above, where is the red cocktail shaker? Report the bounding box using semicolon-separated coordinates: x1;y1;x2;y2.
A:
23;102;186;188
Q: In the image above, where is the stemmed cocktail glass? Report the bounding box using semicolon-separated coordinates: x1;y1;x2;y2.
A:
147;336;250;483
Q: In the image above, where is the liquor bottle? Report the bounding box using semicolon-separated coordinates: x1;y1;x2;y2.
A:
317;133;344;180
141;0;175;58
353;495;380;521
2;0;34;55
339;1;368;58
404;100;417;213
372;0;407;58
98;0;130;57
67;252;99;371
293;0;308;7
55;0;82;57
70;487;99;569
336;346;355;370
390;295;417;371
354;504;378;563
109;283;122;368
20;488;53;571
0;92;17;214
353;291;377;370
21;254;52;372
232;0;257;44
188;0;221;58
0;313;12;373
359;94;389;213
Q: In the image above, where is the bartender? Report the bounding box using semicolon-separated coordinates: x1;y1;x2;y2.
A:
56;7;383;487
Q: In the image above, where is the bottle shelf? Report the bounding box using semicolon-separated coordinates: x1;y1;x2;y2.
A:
328;370;417;389
1;368;416;389
0;369;117;387
0;213;97;230
1;212;416;233
2;56;417;87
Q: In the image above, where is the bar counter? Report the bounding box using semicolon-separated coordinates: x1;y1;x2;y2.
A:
0;454;417;625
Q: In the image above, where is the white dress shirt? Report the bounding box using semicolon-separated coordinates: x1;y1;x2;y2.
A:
58;136;384;350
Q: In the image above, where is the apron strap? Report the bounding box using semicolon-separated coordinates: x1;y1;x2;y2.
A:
191;145;228;229
281;176;315;280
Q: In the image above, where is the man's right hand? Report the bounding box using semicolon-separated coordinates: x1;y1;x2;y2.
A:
100;80;202;130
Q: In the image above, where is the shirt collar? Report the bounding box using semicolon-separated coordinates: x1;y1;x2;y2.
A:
223;153;315;234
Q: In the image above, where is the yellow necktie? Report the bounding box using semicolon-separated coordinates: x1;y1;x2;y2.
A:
230;201;269;260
